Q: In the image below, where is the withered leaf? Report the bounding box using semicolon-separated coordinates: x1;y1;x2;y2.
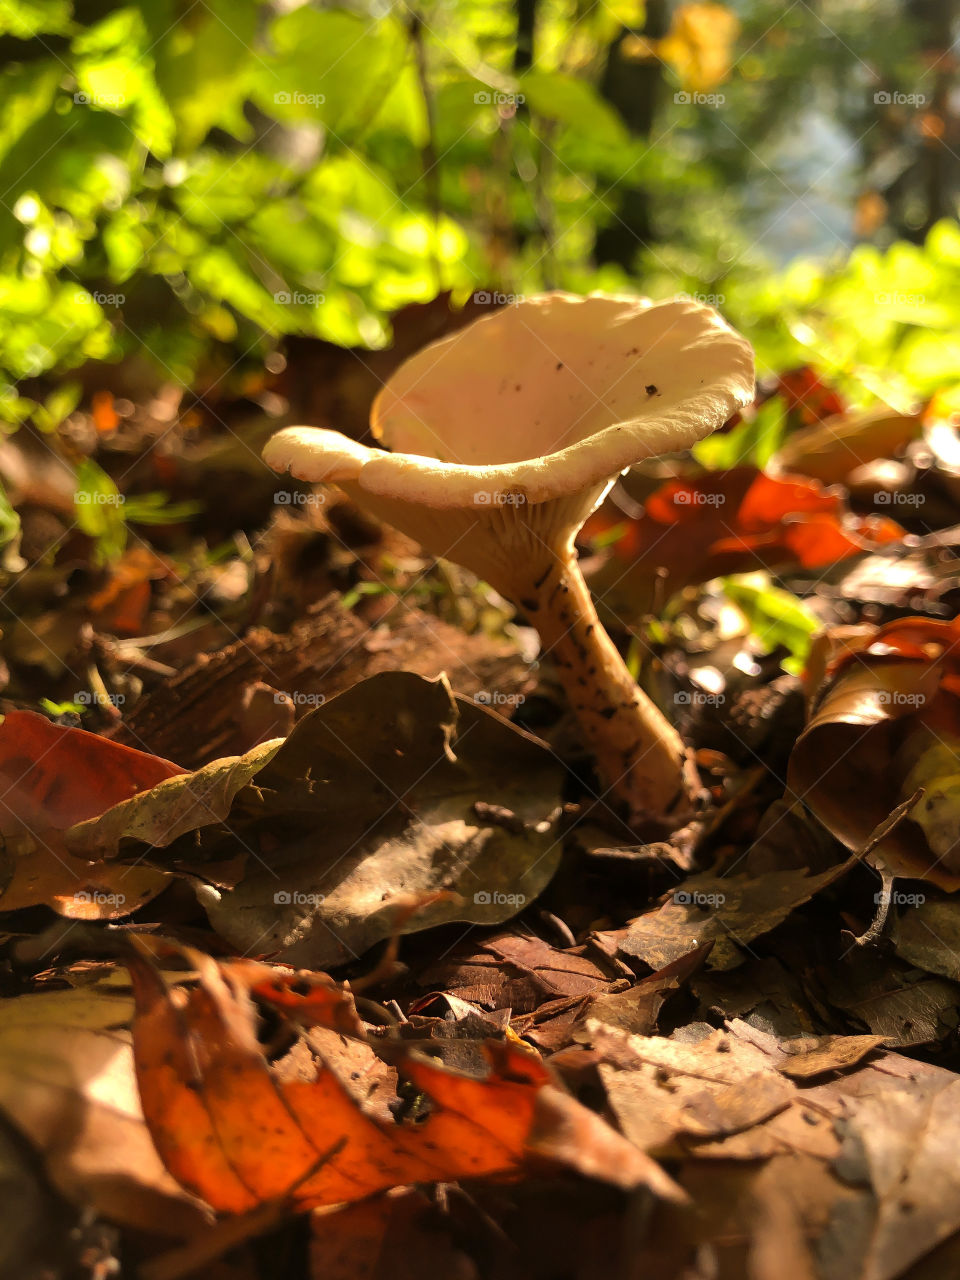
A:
618;860;856;971
0;710;183;918
127;947;682;1213
0;983;209;1236
64;672;565;966
789;615;960;889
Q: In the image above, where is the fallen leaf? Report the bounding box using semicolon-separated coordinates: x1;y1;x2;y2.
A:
583;467;902;620
0;982;209;1236
127;946;682;1214
770;405;922;486
776;1034;888;1079
617;859;856;971
0;710;184;917
789;615;960;888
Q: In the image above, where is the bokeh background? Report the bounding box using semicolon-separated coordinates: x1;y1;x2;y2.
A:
2;0;958;431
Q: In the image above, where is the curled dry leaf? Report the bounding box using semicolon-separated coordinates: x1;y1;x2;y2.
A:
0;710;184;918
789;615;960;888
769;404;922;486
583;466;902;620
127;945;682;1214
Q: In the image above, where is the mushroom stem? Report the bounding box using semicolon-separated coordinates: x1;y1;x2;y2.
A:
523;555;698;828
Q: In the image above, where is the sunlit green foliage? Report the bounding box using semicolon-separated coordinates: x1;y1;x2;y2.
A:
0;0;954;436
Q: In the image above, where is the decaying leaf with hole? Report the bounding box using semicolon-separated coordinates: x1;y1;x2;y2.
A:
789;616;960;889
127;945;682;1214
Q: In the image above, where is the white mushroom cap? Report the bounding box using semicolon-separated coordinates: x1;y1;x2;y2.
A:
265;292;754;510
263;292;754;593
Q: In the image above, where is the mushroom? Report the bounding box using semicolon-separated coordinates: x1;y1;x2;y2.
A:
263;292;754;829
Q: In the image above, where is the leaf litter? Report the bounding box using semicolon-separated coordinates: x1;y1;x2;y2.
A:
3;312;960;1280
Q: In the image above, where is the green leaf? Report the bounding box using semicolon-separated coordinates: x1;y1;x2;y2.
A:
721;575;820;676
73;458;126;564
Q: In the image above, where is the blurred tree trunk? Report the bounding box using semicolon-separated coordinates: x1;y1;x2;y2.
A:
594;0;669;269
906;0;958;239
515;0;536;73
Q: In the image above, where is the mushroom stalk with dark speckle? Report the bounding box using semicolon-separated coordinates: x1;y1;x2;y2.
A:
263;292;755;829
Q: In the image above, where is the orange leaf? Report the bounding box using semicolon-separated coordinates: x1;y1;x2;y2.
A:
0;710;183;833
0;711;185;915
128;947;681;1215
583;467;903;620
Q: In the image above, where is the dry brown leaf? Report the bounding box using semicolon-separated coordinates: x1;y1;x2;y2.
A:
789;615;960;888
0;983;209;1237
